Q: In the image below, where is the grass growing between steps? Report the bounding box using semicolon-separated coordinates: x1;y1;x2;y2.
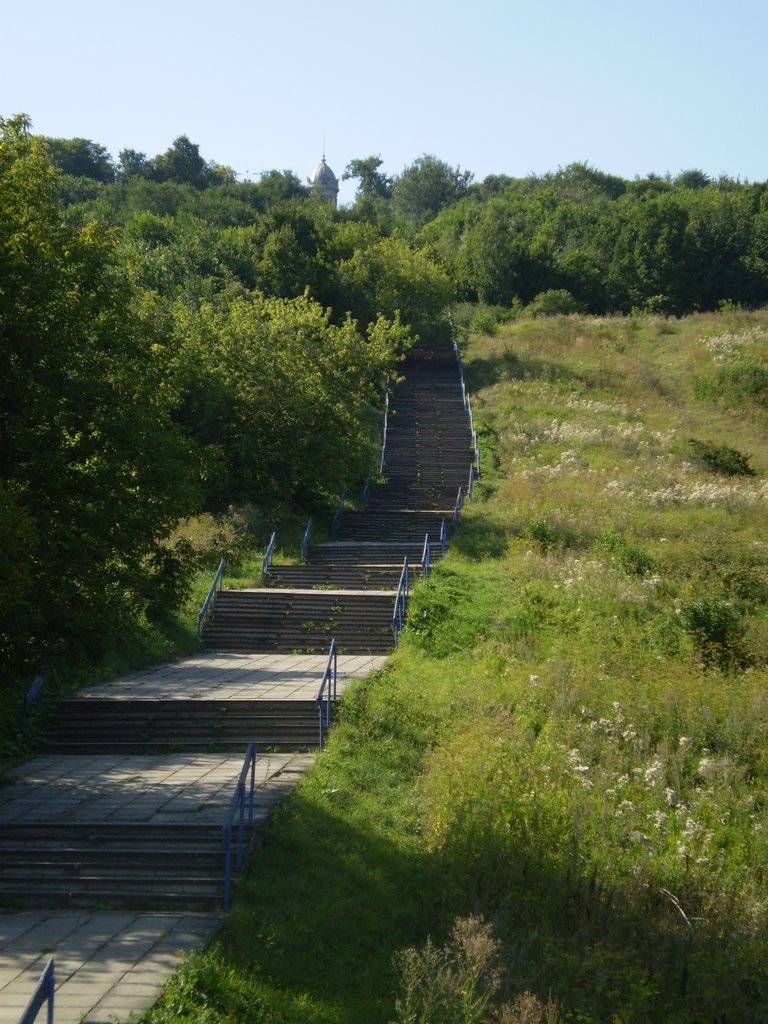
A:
142;309;768;1024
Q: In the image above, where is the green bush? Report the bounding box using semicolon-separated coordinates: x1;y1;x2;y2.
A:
694;363;768;406
687;439;756;477
597;529;654;575
526;290;586;317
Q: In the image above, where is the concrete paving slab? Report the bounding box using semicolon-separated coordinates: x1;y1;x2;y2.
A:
76;652;388;701
0;911;220;1024
0;752;312;826
0;648;380;1021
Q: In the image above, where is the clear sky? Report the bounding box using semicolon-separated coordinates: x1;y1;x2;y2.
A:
3;0;767;205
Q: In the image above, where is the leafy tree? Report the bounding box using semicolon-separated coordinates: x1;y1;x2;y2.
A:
151;135;210;188
338;236;455;335
44;136;115;182
392;154;473;229
343;155;392;199
0;114;198;679
170;292;408;508
118;147;151;180
674;168;711;190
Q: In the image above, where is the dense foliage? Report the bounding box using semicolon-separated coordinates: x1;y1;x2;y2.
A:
1;116;455;693
142;309;768;1024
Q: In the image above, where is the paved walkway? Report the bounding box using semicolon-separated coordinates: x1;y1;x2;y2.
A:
77;652;387;701
0;653;385;1022
0;752;314;827
0;911;219;1024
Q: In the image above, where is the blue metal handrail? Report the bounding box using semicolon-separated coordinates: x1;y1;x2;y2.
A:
467;463;474;501
392;557;410;646
362;474;371;502
473;431;481;477
197;558;226;639
467;393;475;436
453;486;464;528
315;639;338;749
440;517;448;556
18;958;54;1024
379;383;390;476
261;531;276;579
421;534;431;580
301;517;312;562
22;675;44;731
331;491;346;535
221;742;257;911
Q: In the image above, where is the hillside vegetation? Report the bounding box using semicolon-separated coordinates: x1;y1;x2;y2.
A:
140;308;768;1024
5;114;768;716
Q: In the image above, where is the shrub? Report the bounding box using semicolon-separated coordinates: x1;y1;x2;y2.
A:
597;529;654;575
678;596;748;670
687;439;756;477
524;517;557;549
694;363;768;406
526;290;586;317
393;916;560;1024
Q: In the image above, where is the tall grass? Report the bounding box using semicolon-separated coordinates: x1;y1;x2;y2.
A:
142;309;768;1024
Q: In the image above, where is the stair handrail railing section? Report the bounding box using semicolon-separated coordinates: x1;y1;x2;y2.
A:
453;486;464;528
467;392;475;436
260;531;276;579
315;639;338;749
18;957;55;1024
392;557;410;646
198;557;226;639
22;674;44;731
421;533;431;580
440;517;448;556
379;379;390;476
467;463;475;500
221;741;257;911
362;474;371;503
300;517;312;563
448;314;469;411
473;431;481;476
331;491;346;536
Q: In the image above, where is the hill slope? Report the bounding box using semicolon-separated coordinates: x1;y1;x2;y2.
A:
142;309;768;1024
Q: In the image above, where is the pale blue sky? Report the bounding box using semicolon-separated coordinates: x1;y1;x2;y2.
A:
3;0;766;204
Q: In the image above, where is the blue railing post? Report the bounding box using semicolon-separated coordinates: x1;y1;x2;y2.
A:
315;639;338;749
301;517;312;563
467;463;474;500
332;492;346;536
197;558;226;639
379;382;390;476
18;958;55;1024
222;743;257;911
261;531;276;579
440;517;448;556
22;675;44;732
421;534;431;580
362;474;371;502
453;486;463;528
392;557;409;646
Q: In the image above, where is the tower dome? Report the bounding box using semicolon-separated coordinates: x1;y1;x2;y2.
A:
308;156;339;205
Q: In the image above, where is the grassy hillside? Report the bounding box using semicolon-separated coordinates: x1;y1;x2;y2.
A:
142;309;768;1024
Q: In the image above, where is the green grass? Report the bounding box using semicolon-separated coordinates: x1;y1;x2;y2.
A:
137;308;768;1022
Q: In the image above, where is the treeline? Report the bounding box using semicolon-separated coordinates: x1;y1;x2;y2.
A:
4;116;768;685
420;163;768;315
0;118;451;684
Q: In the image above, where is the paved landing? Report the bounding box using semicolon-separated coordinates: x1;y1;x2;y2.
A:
0;752;314;826
77;652;388;701
0;910;219;1024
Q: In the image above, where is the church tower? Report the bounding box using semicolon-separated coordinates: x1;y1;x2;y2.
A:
308;155;339;206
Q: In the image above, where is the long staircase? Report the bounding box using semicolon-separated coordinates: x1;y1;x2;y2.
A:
0;336;475;921
201;338;475;656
